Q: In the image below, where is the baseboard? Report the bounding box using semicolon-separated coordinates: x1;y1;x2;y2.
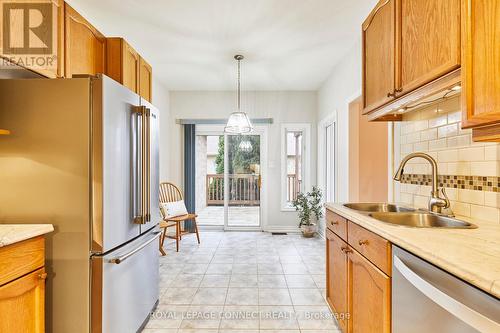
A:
263;226;301;234
198;225;303;234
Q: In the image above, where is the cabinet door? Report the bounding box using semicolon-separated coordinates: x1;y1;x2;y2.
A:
326;230;349;332
122;42;140;93
347;249;390;333
0;268;47;333
64;3;106;77
362;0;396;114
398;0;461;94
139;57;153;102
462;0;500;129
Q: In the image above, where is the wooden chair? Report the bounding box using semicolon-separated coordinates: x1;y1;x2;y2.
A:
159;182;200;255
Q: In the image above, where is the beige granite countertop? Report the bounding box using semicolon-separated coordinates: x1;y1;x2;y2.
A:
326;202;500;299
0;224;54;247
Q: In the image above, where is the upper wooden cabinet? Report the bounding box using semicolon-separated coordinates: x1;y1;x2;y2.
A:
462;0;500;139
106;38;153;101
363;0;461;115
398;0;461;93
64;3;106;77
139;57;153;102
362;0;396;114
106;38;139;92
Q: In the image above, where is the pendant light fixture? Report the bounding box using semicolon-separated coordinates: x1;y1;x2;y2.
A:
239;138;253;152
225;55;253;134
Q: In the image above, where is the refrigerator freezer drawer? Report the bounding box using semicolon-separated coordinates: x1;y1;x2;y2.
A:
91;230;160;333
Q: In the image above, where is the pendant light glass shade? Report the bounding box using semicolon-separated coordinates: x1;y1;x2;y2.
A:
225;55;253;134
225;111;253;134
239;138;253;152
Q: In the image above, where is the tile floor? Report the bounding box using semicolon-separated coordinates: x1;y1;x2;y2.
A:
143;231;341;333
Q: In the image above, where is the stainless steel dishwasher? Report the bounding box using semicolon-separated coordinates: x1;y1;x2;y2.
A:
392;246;500;333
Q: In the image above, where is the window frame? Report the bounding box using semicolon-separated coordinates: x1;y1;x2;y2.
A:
280;123;311;211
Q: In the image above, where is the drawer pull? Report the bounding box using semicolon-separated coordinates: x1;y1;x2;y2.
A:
331;221;339;225
341;246;352;254
38;273;48;280
358;239;369;246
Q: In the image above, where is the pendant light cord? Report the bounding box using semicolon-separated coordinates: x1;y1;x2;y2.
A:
237;57;241;110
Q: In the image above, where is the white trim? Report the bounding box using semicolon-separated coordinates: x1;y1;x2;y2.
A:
280;123;311;211
263;226;301;234
317;112;338;200
317;112;338;231
387;122;394;202
393;122;402;203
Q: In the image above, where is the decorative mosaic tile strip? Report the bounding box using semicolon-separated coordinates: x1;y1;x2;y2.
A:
400;174;500;192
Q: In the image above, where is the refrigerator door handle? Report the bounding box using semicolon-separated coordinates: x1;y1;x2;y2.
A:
133;106;146;224
394;255;500;332
108;231;161;264
145;108;151;222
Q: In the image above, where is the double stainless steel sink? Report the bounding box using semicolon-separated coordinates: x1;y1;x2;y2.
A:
343;203;477;229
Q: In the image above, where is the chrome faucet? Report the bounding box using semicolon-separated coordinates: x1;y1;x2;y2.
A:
394;152;452;214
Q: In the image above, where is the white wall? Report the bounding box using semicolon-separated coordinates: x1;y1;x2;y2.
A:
317;40;363;203
152;78;170;181
165;91;317;231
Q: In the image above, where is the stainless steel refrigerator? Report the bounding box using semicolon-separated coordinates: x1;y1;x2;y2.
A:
0;75;161;333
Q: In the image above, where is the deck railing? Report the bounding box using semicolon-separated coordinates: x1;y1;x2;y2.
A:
206;174;301;206
206;174;260;206
287;174;301;202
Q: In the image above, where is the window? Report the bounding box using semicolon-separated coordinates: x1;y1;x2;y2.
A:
281;123;311;210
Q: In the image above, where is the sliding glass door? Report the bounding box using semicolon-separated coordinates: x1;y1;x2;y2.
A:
195;125;264;230
224;134;261;229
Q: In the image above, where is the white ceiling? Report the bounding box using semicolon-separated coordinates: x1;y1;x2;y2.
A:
67;0;377;90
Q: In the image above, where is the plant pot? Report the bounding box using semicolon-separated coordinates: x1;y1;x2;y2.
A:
301;224;317;238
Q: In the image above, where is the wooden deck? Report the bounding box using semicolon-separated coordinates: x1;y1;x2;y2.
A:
197;206;260;226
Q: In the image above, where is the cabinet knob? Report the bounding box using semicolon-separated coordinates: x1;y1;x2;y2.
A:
38;273;48;280
331;221;339;225
358;239;369;246
341;246;352;254
387;91;396;98
395;87;403;93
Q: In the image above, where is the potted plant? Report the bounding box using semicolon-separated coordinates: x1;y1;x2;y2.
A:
292;186;324;238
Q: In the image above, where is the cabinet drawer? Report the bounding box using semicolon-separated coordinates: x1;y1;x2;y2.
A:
348;222;391;276
326;209;348;241
0;237;45;286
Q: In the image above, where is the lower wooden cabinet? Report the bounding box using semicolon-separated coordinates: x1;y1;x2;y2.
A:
0;268;47;333
326;229;349;332
347;249;391;333
0;236;47;333
326;210;392;333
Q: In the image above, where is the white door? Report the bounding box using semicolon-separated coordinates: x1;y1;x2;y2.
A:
325;123;336;202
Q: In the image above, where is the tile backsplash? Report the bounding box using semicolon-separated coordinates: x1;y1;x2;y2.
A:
394;95;500;224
